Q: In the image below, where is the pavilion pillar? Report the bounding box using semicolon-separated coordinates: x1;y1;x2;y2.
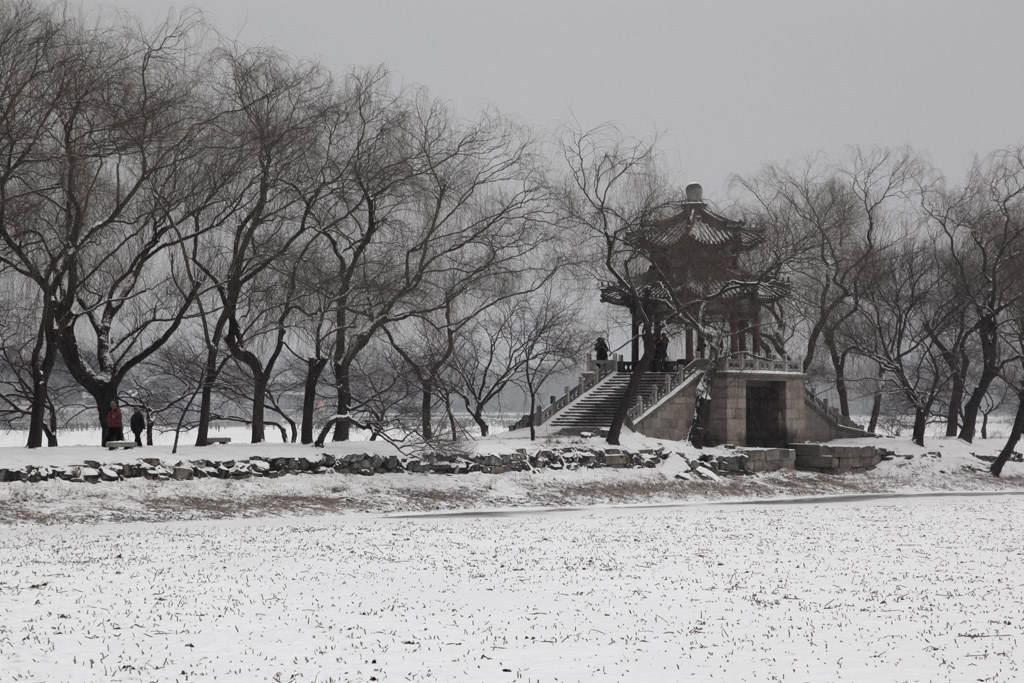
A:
738;320;748;353
729;313;739;353
685;328;694;363
752;308;762;355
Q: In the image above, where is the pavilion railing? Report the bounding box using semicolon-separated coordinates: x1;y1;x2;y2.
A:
627;359;706;423
721;355;803;373
803;390;867;431
511;357;620;431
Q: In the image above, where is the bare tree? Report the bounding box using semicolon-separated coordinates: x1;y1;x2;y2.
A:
190;45;332;445
923;146;1024;443
516;287;594;441
322;91;551;441
448;283;588;437
556;124;676;444
0;7;223;444
0;2;80;446
853;235;949;446
734;147;923;417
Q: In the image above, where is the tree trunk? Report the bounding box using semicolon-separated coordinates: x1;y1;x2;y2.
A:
990;390;1024;477
688;347;719;448
825;332;850;417
26;305;57;448
251;375;267;443
266;420;287;442
314;416;339;448
447;401;458;441
421;379;433;441
607;342;653;445
43;398;58;446
332;296;350;442
332;358;351;441
867;365;883;433
195;346;220;446
42;423;57;447
471;409;489;437
945;368;965;437
53;320;123;446
26;371;51;448
959;366;997;443
527;366;537;441
92;386;119;446
300;357;327;444
960;316;999;443
143;406;154;446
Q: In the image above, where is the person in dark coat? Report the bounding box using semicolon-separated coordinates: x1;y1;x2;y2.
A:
106;401;124;442
130;407;146;446
653;333;669;371
594;337;610;361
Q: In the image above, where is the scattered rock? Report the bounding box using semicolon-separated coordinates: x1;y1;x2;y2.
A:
172;464;194;480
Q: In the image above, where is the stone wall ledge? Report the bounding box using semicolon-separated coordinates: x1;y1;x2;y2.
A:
0;443;888;484
792;443;884;474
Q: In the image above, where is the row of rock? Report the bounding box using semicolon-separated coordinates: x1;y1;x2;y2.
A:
0;446;676;484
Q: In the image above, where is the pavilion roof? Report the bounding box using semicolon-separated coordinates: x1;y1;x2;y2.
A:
599;278;789;310
630;200;763;250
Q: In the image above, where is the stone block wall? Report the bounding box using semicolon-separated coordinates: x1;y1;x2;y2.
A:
793;443;881;473
736;447;796;472
706;372;746;446
632;380;698;441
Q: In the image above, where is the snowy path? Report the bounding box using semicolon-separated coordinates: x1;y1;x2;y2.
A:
2;496;1021;682
388;489;1024;518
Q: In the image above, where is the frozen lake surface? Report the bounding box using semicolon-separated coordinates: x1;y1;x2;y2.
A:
2;494;1021;682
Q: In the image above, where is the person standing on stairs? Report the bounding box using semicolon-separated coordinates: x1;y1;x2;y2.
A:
654;332;669;371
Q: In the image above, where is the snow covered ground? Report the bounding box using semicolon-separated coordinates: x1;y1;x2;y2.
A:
2;495;1022;682
2;428;1023;681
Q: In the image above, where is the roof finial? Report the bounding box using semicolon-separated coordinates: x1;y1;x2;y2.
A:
685;183;703;202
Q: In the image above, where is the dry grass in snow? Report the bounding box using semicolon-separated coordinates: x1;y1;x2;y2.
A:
1;496;1022;682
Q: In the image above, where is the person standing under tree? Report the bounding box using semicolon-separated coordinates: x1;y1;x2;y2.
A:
594;336;610;361
654;332;669;371
130;407;146;447
106;401;124;443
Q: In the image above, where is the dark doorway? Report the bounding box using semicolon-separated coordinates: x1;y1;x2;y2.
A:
746;381;786;447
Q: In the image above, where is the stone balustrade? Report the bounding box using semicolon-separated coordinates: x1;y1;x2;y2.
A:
722;356;803;373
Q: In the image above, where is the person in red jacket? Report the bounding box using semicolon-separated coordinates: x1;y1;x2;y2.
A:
106;401;124;443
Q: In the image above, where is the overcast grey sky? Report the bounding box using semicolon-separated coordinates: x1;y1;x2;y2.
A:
82;0;1024;197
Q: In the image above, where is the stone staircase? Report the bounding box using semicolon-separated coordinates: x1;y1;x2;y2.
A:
547;371;679;434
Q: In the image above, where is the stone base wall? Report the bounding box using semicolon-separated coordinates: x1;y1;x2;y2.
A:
737;447;796;472
625;367;871;451
792;443;881;473
632;381;698;441
706;371;808;446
